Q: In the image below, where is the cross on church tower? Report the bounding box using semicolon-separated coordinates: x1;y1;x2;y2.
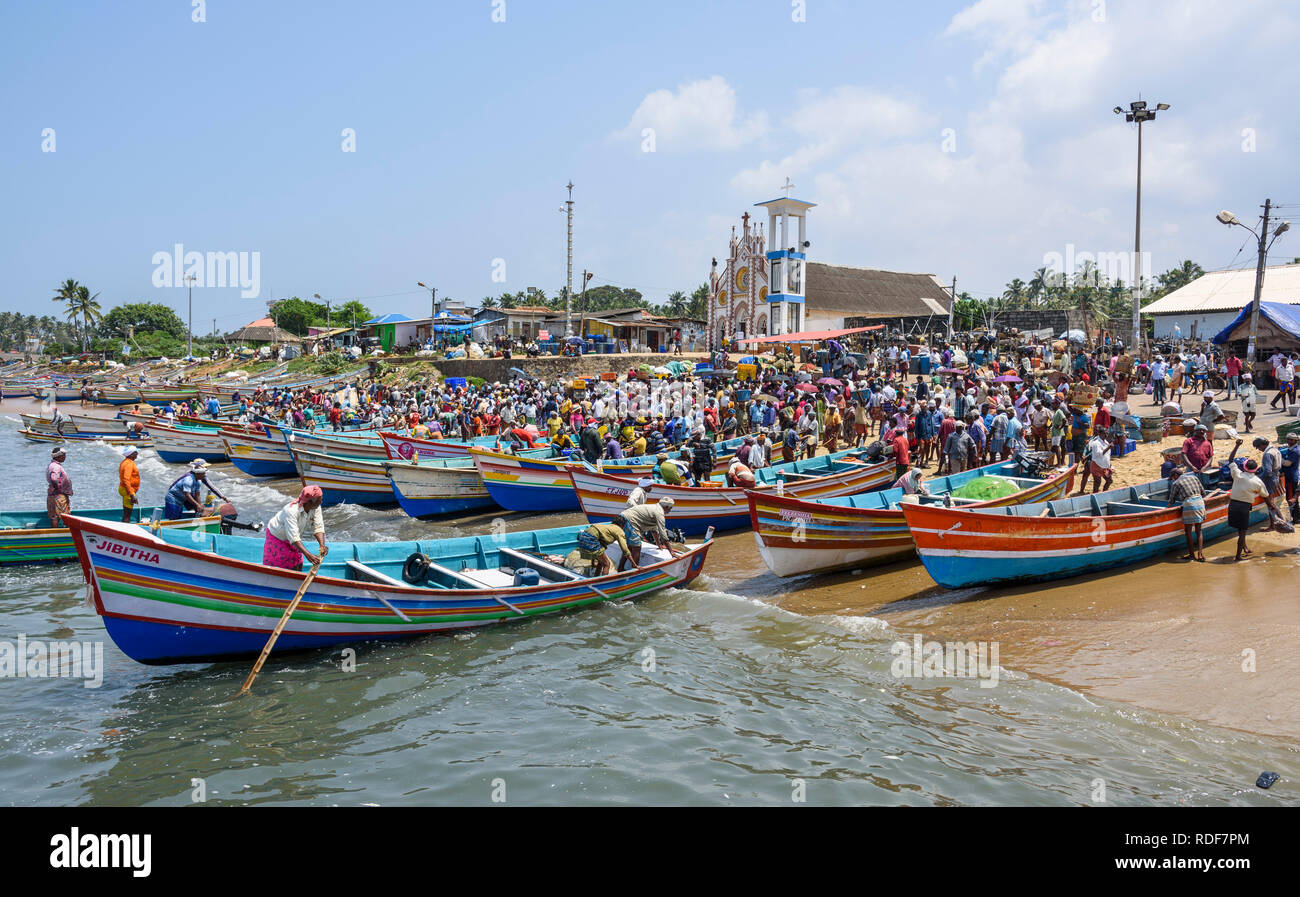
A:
780;177;795;197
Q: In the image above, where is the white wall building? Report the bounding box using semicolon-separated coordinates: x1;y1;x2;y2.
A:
1142;263;1300;340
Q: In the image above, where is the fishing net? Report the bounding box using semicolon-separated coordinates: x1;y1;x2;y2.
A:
950;475;1021;501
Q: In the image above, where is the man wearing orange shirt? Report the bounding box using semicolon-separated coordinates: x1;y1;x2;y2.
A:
118;445;141;523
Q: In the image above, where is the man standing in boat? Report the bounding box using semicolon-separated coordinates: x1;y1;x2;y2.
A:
118;445;140;523
46;446;73;526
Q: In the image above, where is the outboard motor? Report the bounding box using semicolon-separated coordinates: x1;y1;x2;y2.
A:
217;502;262;535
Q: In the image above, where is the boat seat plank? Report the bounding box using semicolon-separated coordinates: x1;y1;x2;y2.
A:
423;560;483;589
499;546;583;581
346;559;411;589
1105;502;1154;516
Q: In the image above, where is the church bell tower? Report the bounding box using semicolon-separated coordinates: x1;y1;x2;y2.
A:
754;179;815;336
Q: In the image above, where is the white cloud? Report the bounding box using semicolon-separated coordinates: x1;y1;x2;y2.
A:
613;76;768;152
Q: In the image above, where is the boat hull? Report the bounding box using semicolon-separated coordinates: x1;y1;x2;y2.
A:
0;510;218;565
290;449;397;507
66;516;711;664
901;489;1269;588
570;453;896;535
386;458;500;518
749;462;1077;577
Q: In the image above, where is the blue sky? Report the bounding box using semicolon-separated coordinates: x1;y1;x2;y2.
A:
2;0;1297;332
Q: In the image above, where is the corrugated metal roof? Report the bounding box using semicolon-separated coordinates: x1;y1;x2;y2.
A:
1141;263;1300;314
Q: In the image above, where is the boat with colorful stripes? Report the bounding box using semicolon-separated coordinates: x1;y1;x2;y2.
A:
470;437;749;512
384;456;511;517
472;448;656;512
262;424;389;460
379;430;519;460
18;427;153;447
899;479;1270;589
135;386;201;406
748;460;1078;577
571;449;895;535
220;429;299;476
65;514;713;664
0;508;219;565
146;421;230;463
288;447;400;506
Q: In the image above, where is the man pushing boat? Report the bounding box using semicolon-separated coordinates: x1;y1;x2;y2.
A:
46;445;73;526
163;459;228;520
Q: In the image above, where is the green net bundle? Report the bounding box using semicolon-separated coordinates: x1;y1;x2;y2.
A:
949;475;1022;501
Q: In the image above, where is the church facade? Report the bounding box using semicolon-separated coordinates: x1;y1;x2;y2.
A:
707;188;953;349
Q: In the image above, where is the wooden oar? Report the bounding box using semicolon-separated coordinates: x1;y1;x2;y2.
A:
236;560;322;697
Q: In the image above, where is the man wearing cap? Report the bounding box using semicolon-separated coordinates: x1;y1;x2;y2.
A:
118;446;141;523
164;459;227;520
627;477;653;507
1239;373;1259;432
655;452;683;486
45;446;73;526
750;432;771;470
1180;424;1215;474
1198;391;1224;432
580;418;603;464
619;498;682;562
1149;355;1167;405
943;421;973;474
1225;439;1279;559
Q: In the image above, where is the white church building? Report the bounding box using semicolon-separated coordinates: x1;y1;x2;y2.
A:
707;185;953;350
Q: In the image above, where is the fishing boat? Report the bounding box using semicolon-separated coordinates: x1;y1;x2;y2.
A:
135;386;200;406
570;449;895;535
288;448;399;506
0;508;219;565
18;427;153;447
470;437;749;512
262;424;389;460
91;387;147;406
146;421;230;463
379;430;520;461
748;460;1078;577
220;429;299;477
64;514;713;664
384;456;511;517
900;479;1270;589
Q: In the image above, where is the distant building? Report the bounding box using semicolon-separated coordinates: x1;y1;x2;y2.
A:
1141;263;1300;340
231;317;301;345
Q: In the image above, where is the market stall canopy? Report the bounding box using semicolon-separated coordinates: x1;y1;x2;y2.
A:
736;324;884;345
1212;301;1300;347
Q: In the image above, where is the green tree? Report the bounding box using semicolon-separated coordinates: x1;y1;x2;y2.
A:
268;296;327;336
99;302;186;340
1154;260;1205;297
57;284;103;352
335;300;372;329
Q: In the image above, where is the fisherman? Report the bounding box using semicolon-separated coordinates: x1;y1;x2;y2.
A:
1076;429;1114;494
263;484;330;569
576;520;638;576
894;466;929;497
1225;441;1278;561
1198;391;1225;432
614;497;681;566
45;446;73;526
118;445;140;523
655;452;683;485
164;459;228;520
725;456;756;488
943;421;973;474
627;477;652;507
1283;432;1300;520
1239;373;1258;433
1165;464;1206;562
1180;423;1215;474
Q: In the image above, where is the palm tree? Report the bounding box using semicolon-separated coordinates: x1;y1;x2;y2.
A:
1002;278;1027;309
1027;267;1049;306
665;290;688;317
479;296;500;310
1155;259;1205;296
63;285;103;352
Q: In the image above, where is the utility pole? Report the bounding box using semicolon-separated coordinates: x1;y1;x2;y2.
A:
1248;199;1274;366
1217;200;1288;368
565;181;574;336
579;269;592;341
185;273;196;358
948;276;957;338
418;282;438;345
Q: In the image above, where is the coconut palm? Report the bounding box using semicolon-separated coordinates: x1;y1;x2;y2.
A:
479;296;500;310
63;285;103;352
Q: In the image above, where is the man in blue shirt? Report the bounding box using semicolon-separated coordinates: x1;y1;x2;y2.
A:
164;459;227;520
1282;432;1300;518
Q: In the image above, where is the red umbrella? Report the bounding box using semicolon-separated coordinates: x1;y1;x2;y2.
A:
816;377;843;386
795;382;818;392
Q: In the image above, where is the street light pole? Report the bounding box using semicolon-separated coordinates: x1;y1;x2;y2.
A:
417;281;438;346
1115;99;1169;352
1217;201;1288;367
185;273;196;358
565;182;574;336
